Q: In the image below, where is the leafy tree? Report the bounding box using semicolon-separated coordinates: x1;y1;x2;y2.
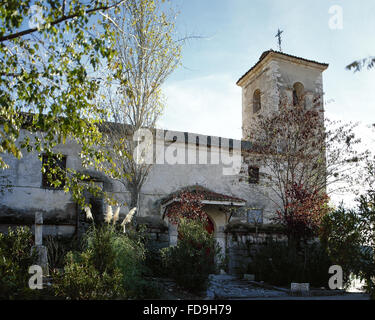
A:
320;206;363;284
320;195;375;297
275;182;330;244
356;190;375;298
0;0;127;207
347;56;375;72
321;159;375;296
245;94;365;243
99;0;182;208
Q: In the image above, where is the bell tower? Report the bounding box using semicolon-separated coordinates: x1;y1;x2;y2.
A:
236;50;329;140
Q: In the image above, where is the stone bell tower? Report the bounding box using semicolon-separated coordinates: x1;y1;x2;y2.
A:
236;50;329;139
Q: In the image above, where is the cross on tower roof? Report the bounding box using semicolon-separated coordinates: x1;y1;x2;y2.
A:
275;28;284;52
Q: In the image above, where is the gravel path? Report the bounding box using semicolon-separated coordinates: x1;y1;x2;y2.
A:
206;275;370;300
207;275;288;299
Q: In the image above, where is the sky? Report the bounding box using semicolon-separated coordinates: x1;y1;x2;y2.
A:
159;0;375;138
157;0;375;206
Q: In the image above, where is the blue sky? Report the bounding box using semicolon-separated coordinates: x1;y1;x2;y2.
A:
158;0;375;205
159;0;375;140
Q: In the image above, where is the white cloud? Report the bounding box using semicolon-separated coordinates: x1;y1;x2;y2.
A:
159;74;242;139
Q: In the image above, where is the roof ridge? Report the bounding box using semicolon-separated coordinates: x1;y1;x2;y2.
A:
236;50;329;85
161;185;246;204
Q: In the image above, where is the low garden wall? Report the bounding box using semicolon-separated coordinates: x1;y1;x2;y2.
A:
136;216;170;250
225;223;287;275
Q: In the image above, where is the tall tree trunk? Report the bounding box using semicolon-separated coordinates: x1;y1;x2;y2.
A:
129;187;138;209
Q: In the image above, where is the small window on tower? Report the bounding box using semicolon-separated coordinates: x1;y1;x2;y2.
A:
248;166;260;184
253;89;261;114
293;82;305;107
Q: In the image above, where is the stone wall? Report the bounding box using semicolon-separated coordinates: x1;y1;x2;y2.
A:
136;216;170;250
225;223;287;275
239;52;326;140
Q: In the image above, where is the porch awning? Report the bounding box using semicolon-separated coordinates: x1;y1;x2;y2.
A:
160;186;246;216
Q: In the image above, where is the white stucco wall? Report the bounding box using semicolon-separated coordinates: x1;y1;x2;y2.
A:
0;127;281;239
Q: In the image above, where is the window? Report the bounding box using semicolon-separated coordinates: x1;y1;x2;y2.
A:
293;82;305;107
247;209;263;224
248;166;260;184
253;89;261;114
42;154;67;189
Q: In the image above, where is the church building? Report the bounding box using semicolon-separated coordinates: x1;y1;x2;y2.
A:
0;50;328;274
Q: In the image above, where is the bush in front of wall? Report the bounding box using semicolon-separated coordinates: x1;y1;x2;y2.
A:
52;224;161;299
161;218;220;294
52;250;124;300
248;239;332;287
45;235;82;272
0;226;38;299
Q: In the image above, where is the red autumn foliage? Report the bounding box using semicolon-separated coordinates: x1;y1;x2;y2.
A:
165;191;209;224
165;191;214;256
274;183;330;242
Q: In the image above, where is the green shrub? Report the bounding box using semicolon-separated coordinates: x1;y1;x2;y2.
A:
144;246;167;277
84;225;119;274
53;224;160;299
248;241;302;286
52;250;124;300
0;226;38;299
161;218;220;293
45;235;82;271
320;200;375;295
320;206;363;285
52;225;125;299
303;242;333;288
111;228;153;299
248;240;332;287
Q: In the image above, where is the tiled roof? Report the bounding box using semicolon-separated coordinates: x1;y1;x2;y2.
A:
161;186;246;205
236;50;329;85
